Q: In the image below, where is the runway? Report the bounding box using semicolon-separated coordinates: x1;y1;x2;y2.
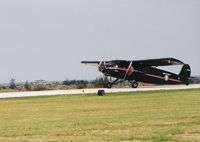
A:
0;84;200;99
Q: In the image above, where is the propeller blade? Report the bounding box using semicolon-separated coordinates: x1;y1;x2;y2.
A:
98;59;107;72
123;61;133;79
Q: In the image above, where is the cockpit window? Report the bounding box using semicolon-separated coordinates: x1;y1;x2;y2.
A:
104;61;130;69
105;62;116;67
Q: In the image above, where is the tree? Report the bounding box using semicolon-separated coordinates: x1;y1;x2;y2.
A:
10;78;16;89
63;79;70;85
92;77;107;88
24;80;30;90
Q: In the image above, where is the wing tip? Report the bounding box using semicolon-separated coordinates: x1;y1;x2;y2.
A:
81;61;100;66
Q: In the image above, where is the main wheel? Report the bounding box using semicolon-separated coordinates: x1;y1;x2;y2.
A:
131;81;138;88
106;82;112;88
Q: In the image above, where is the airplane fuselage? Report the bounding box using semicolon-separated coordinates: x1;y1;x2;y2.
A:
102;66;183;85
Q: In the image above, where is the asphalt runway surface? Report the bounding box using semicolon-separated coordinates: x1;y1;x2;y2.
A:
0;84;200;98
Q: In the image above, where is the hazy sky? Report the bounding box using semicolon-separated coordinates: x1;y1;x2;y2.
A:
0;0;199;83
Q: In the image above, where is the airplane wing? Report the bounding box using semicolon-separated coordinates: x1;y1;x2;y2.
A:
132;58;184;67
81;58;184;67
81;61;100;66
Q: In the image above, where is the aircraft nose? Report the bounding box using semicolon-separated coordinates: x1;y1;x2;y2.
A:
98;64;106;72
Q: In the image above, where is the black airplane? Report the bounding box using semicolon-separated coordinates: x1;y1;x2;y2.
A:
81;58;191;88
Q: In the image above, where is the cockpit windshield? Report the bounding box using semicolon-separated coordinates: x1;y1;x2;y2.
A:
105;62;117;67
105;61;129;69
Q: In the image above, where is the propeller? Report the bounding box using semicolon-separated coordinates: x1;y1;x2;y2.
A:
98;59;106;72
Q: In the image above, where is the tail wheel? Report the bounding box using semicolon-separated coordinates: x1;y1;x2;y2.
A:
131;81;138;88
106;82;112;88
185;80;189;86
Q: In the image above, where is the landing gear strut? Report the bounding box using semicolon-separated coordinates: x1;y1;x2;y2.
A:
131;80;138;88
106;78;119;88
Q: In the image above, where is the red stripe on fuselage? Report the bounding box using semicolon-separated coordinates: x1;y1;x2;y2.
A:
145;73;164;79
144;73;182;83
107;67;127;71
168;78;182;83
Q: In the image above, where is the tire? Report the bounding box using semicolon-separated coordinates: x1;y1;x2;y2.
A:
185;80;189;86
131;81;138;88
106;82;112;88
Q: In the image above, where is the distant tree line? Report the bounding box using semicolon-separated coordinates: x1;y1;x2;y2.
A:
0;77;110;91
62;77;107;88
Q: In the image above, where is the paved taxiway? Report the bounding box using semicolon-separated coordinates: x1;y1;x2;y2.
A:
0;84;200;98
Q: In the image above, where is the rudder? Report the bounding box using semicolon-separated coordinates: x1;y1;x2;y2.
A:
179;64;191;85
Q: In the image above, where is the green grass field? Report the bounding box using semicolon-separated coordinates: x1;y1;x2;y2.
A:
0;89;200;142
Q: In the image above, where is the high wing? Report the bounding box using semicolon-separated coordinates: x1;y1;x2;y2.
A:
81;58;184;67
131;57;184;67
81;61;101;66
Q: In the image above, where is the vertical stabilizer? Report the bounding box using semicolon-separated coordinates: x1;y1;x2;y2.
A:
179;64;191;85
